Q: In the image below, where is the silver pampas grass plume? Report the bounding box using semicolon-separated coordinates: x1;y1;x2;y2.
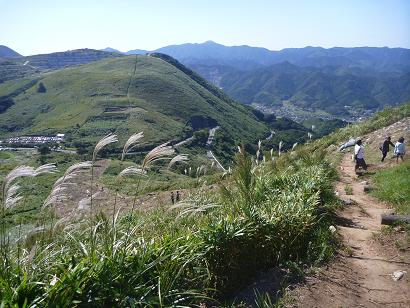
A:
121;132;144;161
64;161;92;177
278;141;284;156
119;166;147;177
93;133;118;162
43;187;68;209
3;166;35;192
292;142;298;151
43;161;91;209
141;142;174;170
2;164;57;210
168;154;189;169
4;183;22;209
34;163;57;176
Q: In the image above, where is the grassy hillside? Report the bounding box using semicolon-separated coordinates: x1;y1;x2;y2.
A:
0;55;272;154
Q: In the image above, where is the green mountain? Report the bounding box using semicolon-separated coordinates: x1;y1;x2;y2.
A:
139;42;410;120
0;54;276;156
214;62;410;120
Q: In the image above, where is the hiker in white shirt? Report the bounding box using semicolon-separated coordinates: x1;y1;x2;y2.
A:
354;139;367;172
394;137;406;163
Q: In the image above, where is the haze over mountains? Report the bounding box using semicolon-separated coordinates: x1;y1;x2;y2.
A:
99;41;410;120
1;41;410;121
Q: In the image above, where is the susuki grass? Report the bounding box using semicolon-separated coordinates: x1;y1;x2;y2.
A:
0;132;339;306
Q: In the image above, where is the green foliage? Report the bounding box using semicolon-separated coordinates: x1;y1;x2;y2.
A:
202;150;337;295
372;159;410;215
37;145;50;155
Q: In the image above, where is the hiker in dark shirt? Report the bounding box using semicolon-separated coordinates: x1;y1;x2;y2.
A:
176;191;181;202
171;191;175;204
380;136;395;162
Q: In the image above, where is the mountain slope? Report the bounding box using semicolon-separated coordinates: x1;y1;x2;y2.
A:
0;55;271;152
218;62;410;119
0;45;22;58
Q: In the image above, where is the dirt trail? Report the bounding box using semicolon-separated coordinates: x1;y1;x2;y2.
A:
288;153;410;307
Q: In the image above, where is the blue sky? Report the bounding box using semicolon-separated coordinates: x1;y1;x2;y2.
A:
1;0;409;55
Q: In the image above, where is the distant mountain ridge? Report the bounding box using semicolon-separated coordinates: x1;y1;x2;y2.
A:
0;45;22;58
0;49;123;83
123;41;409;120
2;42;410;121
103;41;410;74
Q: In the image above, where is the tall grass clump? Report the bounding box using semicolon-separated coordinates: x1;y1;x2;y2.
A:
201;148;338;295
0;135;339;306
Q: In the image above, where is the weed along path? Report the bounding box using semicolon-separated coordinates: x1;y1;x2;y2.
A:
289;153;410;307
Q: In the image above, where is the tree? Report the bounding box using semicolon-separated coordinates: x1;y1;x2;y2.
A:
37;82;46;93
38;145;51;155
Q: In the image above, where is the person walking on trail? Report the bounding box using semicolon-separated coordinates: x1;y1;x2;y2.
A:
354;139;367;173
380;136;395;162
394;137;406;163
171;191;175;204
176;191;181;202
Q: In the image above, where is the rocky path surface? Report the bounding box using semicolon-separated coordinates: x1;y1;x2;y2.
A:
288;153;410;307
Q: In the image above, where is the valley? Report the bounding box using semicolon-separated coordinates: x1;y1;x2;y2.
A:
0;41;409;307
